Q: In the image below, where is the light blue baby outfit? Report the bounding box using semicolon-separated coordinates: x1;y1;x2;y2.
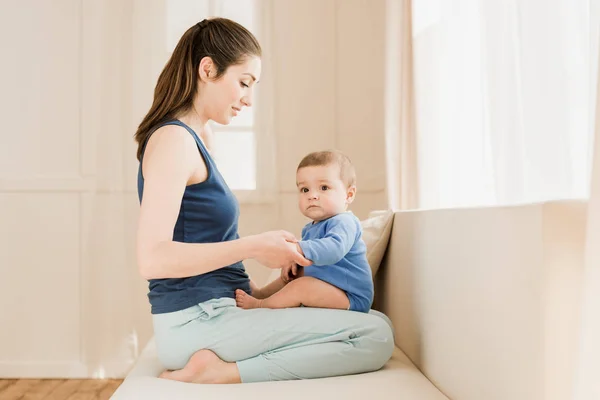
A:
300;212;374;312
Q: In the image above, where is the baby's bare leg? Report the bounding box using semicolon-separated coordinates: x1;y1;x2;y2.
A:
254;276;287;299
249;280;262;298
236;277;350;310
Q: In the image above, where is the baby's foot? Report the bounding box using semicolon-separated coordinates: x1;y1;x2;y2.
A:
235;289;263;309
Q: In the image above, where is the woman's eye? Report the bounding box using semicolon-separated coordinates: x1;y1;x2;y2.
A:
240;82;249;88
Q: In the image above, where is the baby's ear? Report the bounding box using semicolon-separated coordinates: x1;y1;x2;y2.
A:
346;186;357;204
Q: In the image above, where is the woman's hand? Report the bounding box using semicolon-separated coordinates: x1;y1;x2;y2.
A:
251;230;312;269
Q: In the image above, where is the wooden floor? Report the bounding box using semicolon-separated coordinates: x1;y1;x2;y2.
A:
0;379;122;400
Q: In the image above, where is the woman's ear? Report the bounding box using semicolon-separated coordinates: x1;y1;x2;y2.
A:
198;56;215;82
346;186;357;204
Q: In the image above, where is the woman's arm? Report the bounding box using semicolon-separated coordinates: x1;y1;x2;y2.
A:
136;126;310;280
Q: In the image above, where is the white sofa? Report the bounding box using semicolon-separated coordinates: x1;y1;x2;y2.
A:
112;200;587;400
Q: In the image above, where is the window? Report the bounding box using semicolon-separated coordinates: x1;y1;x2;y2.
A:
166;0;272;197
410;0;595;209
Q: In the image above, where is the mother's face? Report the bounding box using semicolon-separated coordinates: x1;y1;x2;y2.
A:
199;56;262;125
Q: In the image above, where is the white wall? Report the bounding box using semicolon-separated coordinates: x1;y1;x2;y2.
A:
242;0;388;284
0;0;148;378
0;0;388;378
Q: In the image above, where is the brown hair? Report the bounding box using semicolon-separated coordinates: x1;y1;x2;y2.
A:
297;150;356;187
134;18;262;160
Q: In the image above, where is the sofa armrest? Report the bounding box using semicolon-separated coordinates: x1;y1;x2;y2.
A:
375;200;587;400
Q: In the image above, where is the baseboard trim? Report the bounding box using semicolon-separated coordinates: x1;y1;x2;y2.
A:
0;361;133;379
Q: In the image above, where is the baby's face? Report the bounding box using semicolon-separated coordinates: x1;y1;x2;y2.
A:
296;164;353;222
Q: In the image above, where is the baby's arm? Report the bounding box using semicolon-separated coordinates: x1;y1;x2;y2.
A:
298;217;357;266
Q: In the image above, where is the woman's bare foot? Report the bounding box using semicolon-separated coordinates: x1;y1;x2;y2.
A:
158;349;240;384
235;289;263;309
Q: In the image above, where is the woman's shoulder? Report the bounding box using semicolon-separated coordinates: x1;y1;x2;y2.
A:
141;123;199;178
145;123;196;152
144;124;199;162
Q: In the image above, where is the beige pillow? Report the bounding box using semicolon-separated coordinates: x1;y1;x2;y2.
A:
360;209;394;277
265;210;394;283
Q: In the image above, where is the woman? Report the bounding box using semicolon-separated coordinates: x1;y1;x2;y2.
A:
135;17;394;384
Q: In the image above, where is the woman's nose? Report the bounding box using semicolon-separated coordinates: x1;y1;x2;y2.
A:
241;95;252;107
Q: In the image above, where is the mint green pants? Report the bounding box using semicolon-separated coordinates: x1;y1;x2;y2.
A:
152;297;395;383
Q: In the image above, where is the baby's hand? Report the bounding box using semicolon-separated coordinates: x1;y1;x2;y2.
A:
281;263;303;283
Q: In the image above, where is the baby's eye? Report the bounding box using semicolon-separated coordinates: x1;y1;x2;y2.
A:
320;185;329;191
300;187;309;193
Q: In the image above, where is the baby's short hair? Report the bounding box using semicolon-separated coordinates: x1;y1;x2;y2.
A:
297;150;356;187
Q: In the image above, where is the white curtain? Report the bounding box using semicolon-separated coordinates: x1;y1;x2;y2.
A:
574;86;600;398
385;0;419;210
411;0;597;209
407;1;600;397
574;3;600;397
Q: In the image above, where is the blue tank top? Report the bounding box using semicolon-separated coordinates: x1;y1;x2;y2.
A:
137;120;251;314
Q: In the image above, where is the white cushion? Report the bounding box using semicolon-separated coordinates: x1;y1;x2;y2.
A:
111;339;448;400
361;209;394;276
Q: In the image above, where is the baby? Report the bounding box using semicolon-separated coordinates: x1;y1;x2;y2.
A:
235;150;374;313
